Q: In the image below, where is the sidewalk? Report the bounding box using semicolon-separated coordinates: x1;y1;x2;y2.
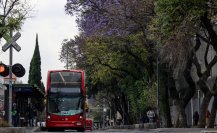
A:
152;128;217;133
102;128;217;133
25;127;40;133
103;124;217;133
0;127;40;133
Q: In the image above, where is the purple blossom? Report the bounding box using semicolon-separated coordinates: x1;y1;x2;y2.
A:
66;0;150;37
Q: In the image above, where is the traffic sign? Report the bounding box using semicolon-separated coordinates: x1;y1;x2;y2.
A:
2;32;21;52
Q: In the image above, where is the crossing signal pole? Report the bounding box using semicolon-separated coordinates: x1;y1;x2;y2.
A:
9;36;13;126
1;30;22;126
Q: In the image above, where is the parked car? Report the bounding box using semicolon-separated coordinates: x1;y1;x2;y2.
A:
85;118;93;131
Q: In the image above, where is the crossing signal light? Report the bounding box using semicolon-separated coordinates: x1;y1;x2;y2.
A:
12;63;25;77
0;63;9;77
0;63;25;77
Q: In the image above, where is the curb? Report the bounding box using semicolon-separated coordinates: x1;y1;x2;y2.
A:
109;123;157;130
30;127;41;132
0;127;26;133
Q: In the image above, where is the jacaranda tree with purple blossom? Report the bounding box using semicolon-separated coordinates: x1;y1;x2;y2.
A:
60;0;217;128
63;0;158;124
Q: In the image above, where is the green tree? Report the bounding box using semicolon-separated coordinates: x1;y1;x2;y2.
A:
63;0;158;124
60;34;157;124
152;0;217;127
0;0;32;40
28;33;45;115
28;33;42;88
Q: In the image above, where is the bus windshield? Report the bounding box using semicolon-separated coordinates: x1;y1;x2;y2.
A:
47;71;84;116
47;91;84;116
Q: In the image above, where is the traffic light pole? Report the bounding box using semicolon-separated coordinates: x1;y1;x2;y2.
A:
8;30;13;126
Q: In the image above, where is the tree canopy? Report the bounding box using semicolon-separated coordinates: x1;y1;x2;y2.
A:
62;0;217;127
0;0;32;40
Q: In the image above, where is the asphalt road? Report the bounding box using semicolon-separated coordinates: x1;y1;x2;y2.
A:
35;128;217;133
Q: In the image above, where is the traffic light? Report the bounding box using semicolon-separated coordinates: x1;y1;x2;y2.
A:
12;63;25;77
0;63;9;77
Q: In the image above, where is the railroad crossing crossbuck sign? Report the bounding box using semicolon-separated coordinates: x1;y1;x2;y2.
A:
2;32;21;52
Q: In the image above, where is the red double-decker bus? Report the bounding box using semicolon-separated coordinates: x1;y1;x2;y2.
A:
45;70;86;132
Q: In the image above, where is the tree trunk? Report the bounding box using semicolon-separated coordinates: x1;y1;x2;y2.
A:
159;68;172;127
200;12;217;51
121;93;132;124
159;85;172;127
174;56;196;128
198;91;212;128
174;101;187;127
113;96;123;124
193;32;217;128
169;73;194;127
208;96;217;128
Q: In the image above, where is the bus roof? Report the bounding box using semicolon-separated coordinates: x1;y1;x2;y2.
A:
48;69;84;73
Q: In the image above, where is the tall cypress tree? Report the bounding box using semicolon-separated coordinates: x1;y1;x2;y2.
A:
28;34;45;114
28;33;42;89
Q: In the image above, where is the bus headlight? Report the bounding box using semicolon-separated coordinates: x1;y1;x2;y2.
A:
76;122;82;126
47;115;51;119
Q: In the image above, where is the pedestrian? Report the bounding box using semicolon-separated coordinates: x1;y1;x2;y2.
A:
12;103;18;127
116;111;122;125
205;109;210;128
106;116;110;126
147;108;155;123
144;114;149;123
140;115;145;124
27;104;35;127
193;111;199;126
140;114;149;123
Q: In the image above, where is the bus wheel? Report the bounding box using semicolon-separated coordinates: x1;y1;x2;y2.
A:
47;128;64;132
47;128;54;132
77;128;85;132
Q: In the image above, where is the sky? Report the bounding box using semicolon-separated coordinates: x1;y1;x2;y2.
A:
0;0;79;85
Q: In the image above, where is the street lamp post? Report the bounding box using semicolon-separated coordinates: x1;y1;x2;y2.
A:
110;108;111;124
157;56;160;127
103;108;107;128
198;89;200;112
102;107;104;128
123;104;124;125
